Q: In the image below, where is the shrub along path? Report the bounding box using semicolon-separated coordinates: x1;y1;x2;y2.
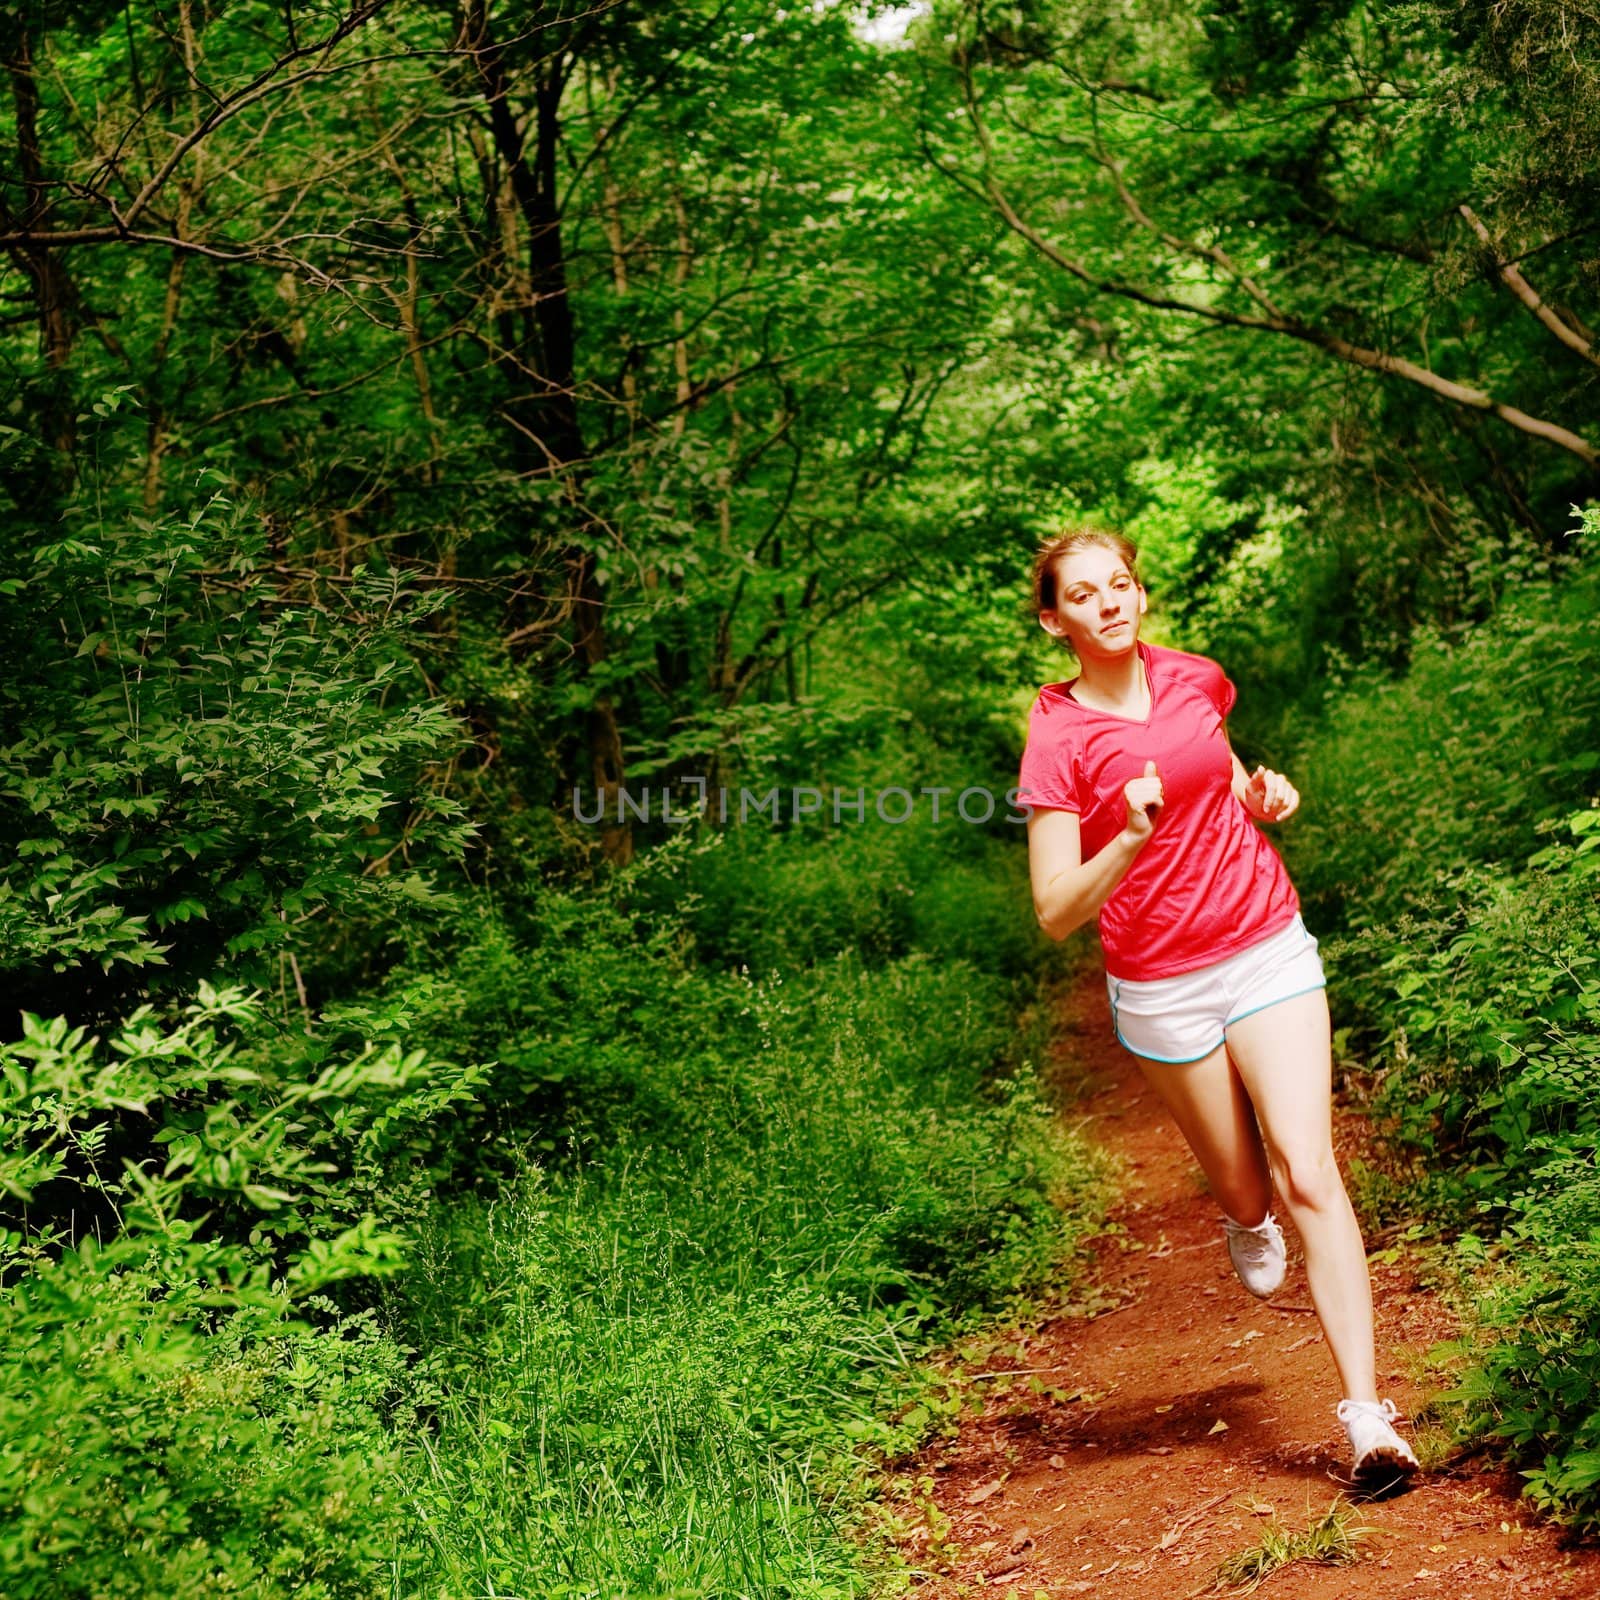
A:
881;967;1600;1599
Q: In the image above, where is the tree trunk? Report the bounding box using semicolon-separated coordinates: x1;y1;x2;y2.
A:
466;0;632;864
5;24;78;461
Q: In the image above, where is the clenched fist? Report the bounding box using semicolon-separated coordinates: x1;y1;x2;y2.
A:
1123;758;1164;842
1242;764;1299;822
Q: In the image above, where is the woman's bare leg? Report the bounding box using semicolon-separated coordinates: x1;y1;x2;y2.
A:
1223;987;1378;1402
1130;1043;1274;1228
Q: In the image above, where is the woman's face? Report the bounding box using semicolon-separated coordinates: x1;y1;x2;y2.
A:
1040;545;1146;660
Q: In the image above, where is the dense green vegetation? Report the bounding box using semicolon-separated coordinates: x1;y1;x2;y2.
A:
1282;508;1600;1530
2;851;1107;1596
2;0;1599;1589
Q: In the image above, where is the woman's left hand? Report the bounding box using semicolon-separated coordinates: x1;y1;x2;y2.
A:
1242;765;1299;822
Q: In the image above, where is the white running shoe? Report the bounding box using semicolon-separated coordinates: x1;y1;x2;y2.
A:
1337;1397;1421;1486
1222;1210;1286;1297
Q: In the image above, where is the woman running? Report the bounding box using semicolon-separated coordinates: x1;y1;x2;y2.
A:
1017;525;1419;1487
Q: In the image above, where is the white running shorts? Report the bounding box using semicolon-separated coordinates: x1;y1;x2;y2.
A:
1106;913;1326;1065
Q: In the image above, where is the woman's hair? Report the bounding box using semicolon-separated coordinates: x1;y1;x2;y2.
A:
1030;525;1141;613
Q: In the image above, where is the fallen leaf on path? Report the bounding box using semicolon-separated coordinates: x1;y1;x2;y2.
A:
1226;1328;1264;1349
965;1478;1005;1506
1282;1333;1322;1353
1208;1418;1229;1434
1047;1454;1067;1469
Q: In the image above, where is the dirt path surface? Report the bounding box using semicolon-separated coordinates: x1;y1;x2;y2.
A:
884;969;1600;1599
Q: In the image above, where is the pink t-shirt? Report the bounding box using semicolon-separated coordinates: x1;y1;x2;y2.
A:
1017;641;1300;981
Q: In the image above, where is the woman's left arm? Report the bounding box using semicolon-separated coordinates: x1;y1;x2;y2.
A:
1225;735;1300;822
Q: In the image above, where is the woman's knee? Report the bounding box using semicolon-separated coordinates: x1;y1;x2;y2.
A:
1271;1146;1344;1213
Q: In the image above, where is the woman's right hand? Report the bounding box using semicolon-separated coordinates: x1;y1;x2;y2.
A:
1122;759;1164;843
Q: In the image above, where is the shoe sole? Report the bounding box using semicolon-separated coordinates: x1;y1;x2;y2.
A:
1353;1446;1420;1486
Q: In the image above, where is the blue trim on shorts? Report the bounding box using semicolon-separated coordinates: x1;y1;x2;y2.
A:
1110;974;1222;1064
1113;1026;1226;1065
1223;979;1327;1029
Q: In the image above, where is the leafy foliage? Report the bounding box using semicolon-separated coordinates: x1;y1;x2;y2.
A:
1283;533;1600;935
0;778;1106;1595
379;898;1106;1594
1281;508;1600;1529
0;981;486;1279
0;473;473;1011
0;1259;418;1600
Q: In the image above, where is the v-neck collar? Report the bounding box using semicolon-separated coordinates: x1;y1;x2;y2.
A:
1060;642;1156;725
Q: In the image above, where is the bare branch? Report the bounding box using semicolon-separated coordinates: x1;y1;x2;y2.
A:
1460;203;1600;372
1083;103;1287;323
953;54;1598;465
117;0;398;232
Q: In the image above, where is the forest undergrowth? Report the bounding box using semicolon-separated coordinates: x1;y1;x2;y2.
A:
0;715;1110;1597
1279;507;1600;1534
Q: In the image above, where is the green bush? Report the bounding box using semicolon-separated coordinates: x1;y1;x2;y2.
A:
1;711;1104;1596
675;823;920;973
1412;821;1600;1529
0;477;472;1012
311;823;1108;1595
0;984;481;1597
1448;1223;1600;1536
363;873;1095;1306
349;811;1057;1170
1328;827;1599;1186
0;1237;418;1600
0;982;486;1270
653;814;1045;981
1282;521;1600;936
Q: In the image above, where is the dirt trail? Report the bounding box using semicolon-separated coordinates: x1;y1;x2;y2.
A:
885;968;1600;1599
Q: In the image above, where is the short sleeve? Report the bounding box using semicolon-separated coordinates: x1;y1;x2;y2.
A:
1160;645;1237;719
1208;659;1238;719
1016;695;1081;812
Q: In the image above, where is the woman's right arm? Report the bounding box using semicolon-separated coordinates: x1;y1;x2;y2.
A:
1026;763;1164;941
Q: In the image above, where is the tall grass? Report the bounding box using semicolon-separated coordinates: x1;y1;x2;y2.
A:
379;903;1106;1596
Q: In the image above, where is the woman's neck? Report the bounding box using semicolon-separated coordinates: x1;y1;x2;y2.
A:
1072;645;1148;715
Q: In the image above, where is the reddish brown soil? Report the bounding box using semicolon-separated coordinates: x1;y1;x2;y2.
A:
882;968;1600;1599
